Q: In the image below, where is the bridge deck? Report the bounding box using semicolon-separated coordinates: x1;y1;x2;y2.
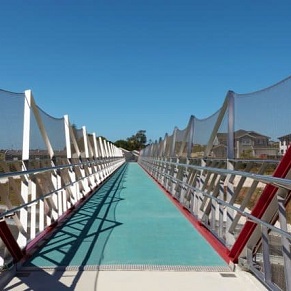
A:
3;163;266;290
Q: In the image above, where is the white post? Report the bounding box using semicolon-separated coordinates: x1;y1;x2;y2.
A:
30;181;36;239
83;126;89;159
64;115;72;159
18;90;32;247
92;133;101;184
93;133;99;158
22;90;31;161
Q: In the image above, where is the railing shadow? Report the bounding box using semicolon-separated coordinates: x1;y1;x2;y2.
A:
3;163;128;291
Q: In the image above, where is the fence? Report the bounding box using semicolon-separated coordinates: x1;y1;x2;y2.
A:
0;89;125;270
139;76;291;291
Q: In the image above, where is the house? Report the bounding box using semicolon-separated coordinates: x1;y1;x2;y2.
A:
278;133;291;155
211;130;278;159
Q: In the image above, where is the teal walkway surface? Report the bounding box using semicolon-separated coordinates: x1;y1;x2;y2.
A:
23;163;228;271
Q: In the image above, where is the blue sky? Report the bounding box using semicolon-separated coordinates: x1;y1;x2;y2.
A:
1;1;291;143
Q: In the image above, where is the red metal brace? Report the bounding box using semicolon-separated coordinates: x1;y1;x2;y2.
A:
229;145;291;262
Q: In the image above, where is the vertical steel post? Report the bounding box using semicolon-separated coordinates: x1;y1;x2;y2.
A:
227;91;235;160
64;115;72;159
225;91;235;246
187;116;194;158
278;195;291;290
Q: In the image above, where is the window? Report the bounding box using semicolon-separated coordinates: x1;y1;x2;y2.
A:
241;138;251;145
256;138;266;146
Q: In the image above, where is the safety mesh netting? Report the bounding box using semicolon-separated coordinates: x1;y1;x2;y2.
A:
141;76;291;160
233;76;291;159
193;109;226;158
174;126;188;156
207;107;228;159
72;127;85;158
0;90;25;160
163;134;173;157
148;109;227;159
29;106;66;158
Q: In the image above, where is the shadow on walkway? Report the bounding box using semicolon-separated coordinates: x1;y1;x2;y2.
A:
3;163;128;291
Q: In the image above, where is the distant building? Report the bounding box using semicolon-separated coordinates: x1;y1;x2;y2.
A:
278;133;291;155
212;130;278;159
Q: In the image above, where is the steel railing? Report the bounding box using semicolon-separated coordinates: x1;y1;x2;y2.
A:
139;156;291;291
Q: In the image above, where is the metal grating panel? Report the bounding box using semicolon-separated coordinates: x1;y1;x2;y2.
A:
220;273;237;277
21;264;232;272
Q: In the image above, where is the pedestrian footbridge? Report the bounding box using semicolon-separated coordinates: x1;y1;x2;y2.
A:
1;77;291;290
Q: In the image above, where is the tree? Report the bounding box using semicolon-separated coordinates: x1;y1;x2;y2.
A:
135;130;147;147
127;130;147;151
114;130;147;151
114;139;129;149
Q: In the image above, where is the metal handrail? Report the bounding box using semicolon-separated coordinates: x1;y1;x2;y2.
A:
0;157;125;220
142;160;291;240
141;157;291;191
0;157;122;179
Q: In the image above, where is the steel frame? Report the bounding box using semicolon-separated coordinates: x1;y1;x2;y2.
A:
0;90;125;269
